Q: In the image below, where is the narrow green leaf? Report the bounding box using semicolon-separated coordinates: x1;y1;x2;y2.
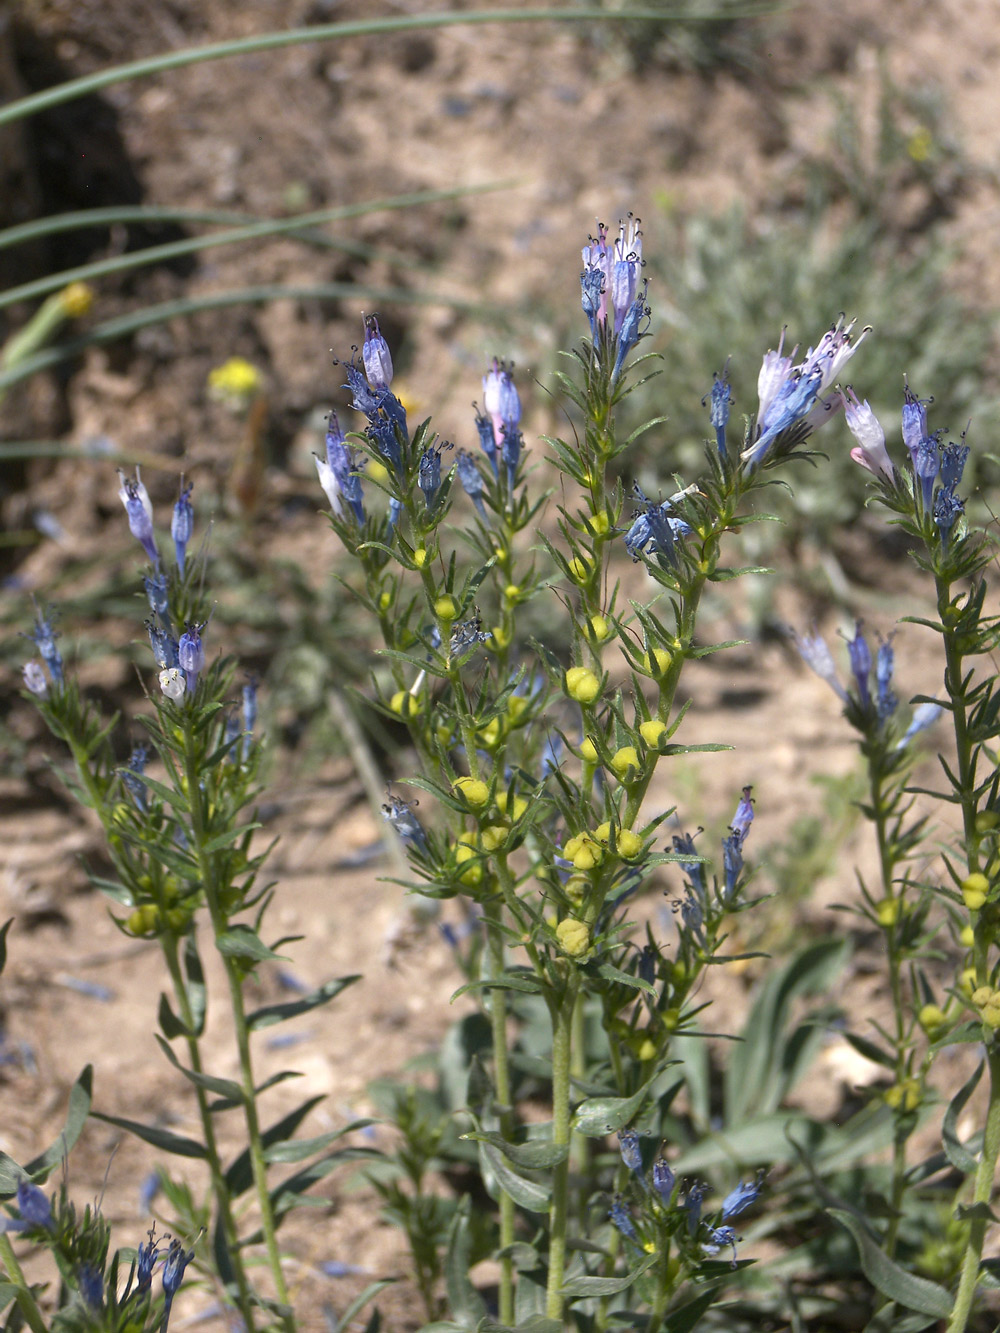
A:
446;1198;488;1330
133;772;189;811
263;1122;374;1165
326;1280;396;1333
183;935;207;1036
663;1286;723;1332
463;1130;568;1170
574;1073;656;1136
25;1065;93;1179
216;925;285;963
158;992;193;1040
943;1059;983;1175
595;964;656;995
155;1036;245;1103
225;1096;324;1197
478;1142;550;1213
842;1031;898;1070
90;1111;207;1158
829;1209;952;1317
202;823;262;856
246;976;360;1030
562;1252;657;1298
452;971;543;1000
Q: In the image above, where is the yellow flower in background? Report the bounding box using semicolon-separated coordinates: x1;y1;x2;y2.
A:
208;357;263;410
907;127;933;162
60;283;94;318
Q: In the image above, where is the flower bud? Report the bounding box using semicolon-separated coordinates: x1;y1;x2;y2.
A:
454;776;490;810
556;917;590;957
565;667;600;705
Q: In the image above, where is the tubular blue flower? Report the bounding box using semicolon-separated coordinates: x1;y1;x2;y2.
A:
78;1264;103;1309
117;468;159;565
609;214;643;333
721;1175;761;1220
123;744;149;810
317;413;364;521
22;662;47;697
456;450;488;519
171;483;193;575
897;700;943;750
652;1158;675;1203
673;830;707;897
845;622;873;711
684;1180;704;1234
388;497;402;531
367;416;403;476
912;435;941;510
876;637;897;723
473;404;499;475
707;365;732;460
146;620;179;670
144;569;171;626
419;442;450;511
26;609;63;686
840;388;895;482
502;425;522;490
610;279;650;385
16;1182;52;1230
940;439;970;491
609;1196;637;1241
934;485;964;548
703;1225;739;1268
618;1129;643;1174
681;891;706;946
242;680;257;760
362;315;393;391
729;786;754;843
722;831;744;902
743;319;869;467
382;793;428;853
581;220;611;331
178;623;206;694
483;359;520;453
343;358;381;417
791;627;848;702
450;614;492;657
901;381;929;460
161;1238;195;1333
136;1228;162;1293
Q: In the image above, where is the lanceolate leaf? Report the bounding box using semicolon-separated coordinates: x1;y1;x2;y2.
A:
216;925;285;963
574;1073;657;1136
943;1058;984;1175
225;1096;324;1196
246;976;360;1030
155;1035;245;1103
25;1065;93;1180
445;1198;487;1331
90;1111;208;1159
478;1141;551;1213
462;1130;568;1170
829;1209;952;1317
561;1252;657;1298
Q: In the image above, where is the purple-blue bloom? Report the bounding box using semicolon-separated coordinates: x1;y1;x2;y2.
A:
611;280;650;385
161;1238;195;1333
171;483;193;575
16;1182;52;1230
474;405;499;475
178;623;206;694
609;214;643;332
78;1264;104;1309
146;620;179;670
144;569;170;625
721;1175;761;1220
708;365;732;460
456;450;488;519
123;744;149;810
912;435;941;510
117;469;159;565
26;609;64;687
730;786;754;843
940;439;970;492
136;1227;162;1292
609;1195;637;1241
876;637;897;722
618;1129;643;1174
382;793;428;853
845;622;873;711
362;315;393;391
791;627;848;703
684;1180;704;1234
704;1225;739;1268
898;700;944;749
934;485;964;548
901;381;929;460
652;1157;675;1203
672;830;706;896
22;662;47;697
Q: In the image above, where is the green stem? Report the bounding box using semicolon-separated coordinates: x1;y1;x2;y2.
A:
545;980;578;1321
0;1236;48;1333
181;716;292;1327
947;1044;1000;1333
486;915;516;1326
161;937;257;1326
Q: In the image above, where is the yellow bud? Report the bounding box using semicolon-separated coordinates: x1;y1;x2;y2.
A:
478;718;501;747
556;918;590;957
976;811;1000;834
875;898;899;928
493;546;507;561
507;695;529;724
579;737;599;764
565;667;601;705
564;874;588;907
125;904;160;936
960;967;978;998
564;834;602;872
490;624;510;649
454;776;490;809
960;925;975;948
616;829;643;859
639;719;667;748
610;746;641;782
972;986;995;1008
480;825;507;852
379;590;393;612
636;1037;657;1062
504;584;521;603
390;690;421;718
586;511;610;537
434;596;457;621
962;874;990;911
983;1003;1000;1030
670;960;687;984
413;547;428;569
642;1239;657;1254
918;1004;947;1031
61;281;94;318
495;791;528;823
208;356;262;401
368;459;390;485
649;647;672;677
567;556;591;583
587;614;612;643
963;887;987;912
453;841;482;887
662;1007;681;1032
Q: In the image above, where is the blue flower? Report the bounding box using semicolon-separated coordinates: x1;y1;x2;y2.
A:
241;680;257;760
580;262;606;337
25;609;63;687
419;442;451;511
897;701;943;750
178;623;206;694
473;404;499;475
77;1263;103;1309
652;1157;675;1203
367;416;403;476
721;1174;761;1220
381;793;428;853
362;315;393;391
940;439;970;491
136;1227;162;1293
501;425;523;490
317;413;366;523
901;381;929;459
117;468;159;565
618;1129;643;1174
609;214;644;333
912;435;941;510
171;483;193;575
611;279;650;386
722;831;744;902
934;485;964;548
703;1225;739;1268
672;830;707;897
450;614;493;658
876;637;897;723
609;1195;637;1241
729;786;754;843
791;627;848;703
456;450;488;519
146;620;179;670
845;621;873;711
684;1180;704;1234
707;365;732;460
22;662;47;697
144;569;171;625
581;220;612;332
16;1182;52;1230
161;1238;195;1333
123;744;149;810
